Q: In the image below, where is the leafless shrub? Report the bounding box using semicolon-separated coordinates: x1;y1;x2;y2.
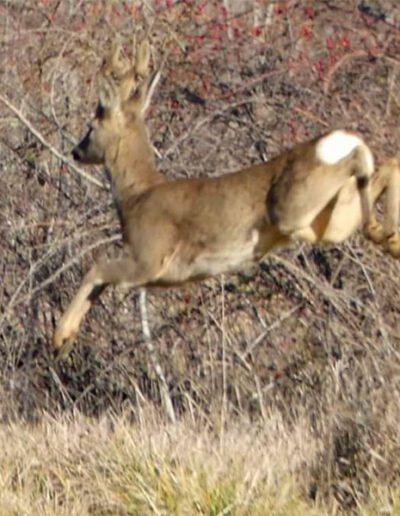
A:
1;0;400;511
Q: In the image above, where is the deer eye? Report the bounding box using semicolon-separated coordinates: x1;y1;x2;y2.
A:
95;103;105;119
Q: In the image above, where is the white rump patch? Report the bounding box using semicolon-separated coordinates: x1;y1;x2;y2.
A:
316;130;364;165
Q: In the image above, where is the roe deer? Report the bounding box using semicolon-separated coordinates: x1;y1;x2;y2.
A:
53;39;400;356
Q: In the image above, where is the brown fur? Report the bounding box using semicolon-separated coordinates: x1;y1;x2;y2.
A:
53;40;400;356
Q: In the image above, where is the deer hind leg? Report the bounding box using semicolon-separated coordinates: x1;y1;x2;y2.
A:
380;158;400;257
323;142;379;243
268;133;375;244
352;145;387;245
316;158;400;257
53;258;150;357
348;156;400;257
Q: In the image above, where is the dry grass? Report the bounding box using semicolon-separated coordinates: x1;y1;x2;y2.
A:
0;409;349;515
1;1;400;513
1;408;400;515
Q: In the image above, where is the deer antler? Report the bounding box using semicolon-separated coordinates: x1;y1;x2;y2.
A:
100;39;152;103
101;42;131;82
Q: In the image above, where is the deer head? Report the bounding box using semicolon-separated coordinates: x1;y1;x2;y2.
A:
72;40;160;165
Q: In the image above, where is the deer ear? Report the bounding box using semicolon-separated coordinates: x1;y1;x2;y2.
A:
125;70;160;116
136;70;160;115
135;40;151;78
99;76;119;110
110;42;122;69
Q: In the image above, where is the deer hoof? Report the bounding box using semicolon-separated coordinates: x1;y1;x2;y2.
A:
55;339;76;361
53;324;77;355
365;222;384;244
387;234;400;259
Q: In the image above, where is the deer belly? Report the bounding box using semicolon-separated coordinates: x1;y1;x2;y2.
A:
185;229;260;279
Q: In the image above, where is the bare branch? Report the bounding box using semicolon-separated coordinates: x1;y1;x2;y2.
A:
139;288;176;424
0;91;105;189
0;234;120;329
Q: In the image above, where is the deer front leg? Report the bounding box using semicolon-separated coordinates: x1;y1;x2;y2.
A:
53;258;148;357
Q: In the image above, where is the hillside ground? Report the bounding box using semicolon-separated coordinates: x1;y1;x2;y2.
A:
1;1;400;513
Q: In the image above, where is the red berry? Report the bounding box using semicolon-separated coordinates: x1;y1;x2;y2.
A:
341;36;351;49
326;37;335;50
304;7;315;19
251;26;263;37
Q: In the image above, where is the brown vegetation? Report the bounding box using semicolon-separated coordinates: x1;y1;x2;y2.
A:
1;1;400;513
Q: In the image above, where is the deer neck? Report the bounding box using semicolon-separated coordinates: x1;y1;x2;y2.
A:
104;123;164;202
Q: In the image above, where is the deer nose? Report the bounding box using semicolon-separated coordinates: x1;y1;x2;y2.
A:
72;146;81;161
